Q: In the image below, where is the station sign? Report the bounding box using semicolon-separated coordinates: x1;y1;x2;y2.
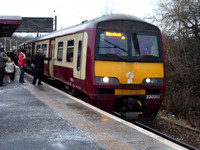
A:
16;17;53;33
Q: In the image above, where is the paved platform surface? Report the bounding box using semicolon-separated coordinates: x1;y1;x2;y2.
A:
0;73;187;150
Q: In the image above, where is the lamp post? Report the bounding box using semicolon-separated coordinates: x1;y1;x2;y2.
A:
54;10;57;31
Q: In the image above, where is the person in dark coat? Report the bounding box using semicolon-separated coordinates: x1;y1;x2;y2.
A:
0;45;8;86
32;48;54;85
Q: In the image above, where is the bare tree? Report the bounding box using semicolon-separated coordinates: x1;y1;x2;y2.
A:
146;0;200;127
150;0;200;39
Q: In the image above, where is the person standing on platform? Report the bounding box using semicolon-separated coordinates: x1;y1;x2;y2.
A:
7;46;18;81
32;48;54;85
18;49;26;83
0;45;8;86
5;57;14;83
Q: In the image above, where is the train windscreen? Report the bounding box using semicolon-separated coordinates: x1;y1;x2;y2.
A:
98;31;128;56
131;34;159;57
96;21;163;62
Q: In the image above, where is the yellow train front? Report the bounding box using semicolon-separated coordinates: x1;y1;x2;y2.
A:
89;15;166;119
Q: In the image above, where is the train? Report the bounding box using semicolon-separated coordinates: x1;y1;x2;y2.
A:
19;14;166;119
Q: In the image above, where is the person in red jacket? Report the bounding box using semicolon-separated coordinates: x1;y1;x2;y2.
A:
18;49;26;83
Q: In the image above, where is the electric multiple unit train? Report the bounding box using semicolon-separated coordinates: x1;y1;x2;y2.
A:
20;14;166;119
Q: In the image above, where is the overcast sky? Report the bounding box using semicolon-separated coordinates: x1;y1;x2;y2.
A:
1;0;157;31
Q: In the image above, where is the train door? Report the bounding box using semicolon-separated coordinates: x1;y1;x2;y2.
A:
74;32;88;81
49;39;55;77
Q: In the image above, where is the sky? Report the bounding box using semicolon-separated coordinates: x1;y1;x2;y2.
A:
0;0;157;34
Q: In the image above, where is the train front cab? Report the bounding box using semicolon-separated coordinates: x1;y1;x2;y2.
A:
93;20;166;119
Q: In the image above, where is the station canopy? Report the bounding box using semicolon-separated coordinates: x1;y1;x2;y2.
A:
0;16;22;37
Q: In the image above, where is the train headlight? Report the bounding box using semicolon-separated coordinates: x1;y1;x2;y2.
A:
142;78;164;85
95;76;120;85
103;77;109;83
146;78;151;83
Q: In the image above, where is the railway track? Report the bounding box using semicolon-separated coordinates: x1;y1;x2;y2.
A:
133;121;198;150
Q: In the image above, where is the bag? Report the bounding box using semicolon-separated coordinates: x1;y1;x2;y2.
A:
5;62;14;73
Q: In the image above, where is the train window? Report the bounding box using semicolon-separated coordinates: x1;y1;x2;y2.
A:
36;45;40;50
42;44;47;56
131;34;159;57
66;40;74;63
98;31;128;57
57;42;63;61
77;41;82;71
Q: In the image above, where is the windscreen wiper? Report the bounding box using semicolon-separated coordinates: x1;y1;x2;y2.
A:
98;36;127;52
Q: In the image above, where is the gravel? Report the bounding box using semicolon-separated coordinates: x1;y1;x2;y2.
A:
138;110;200;149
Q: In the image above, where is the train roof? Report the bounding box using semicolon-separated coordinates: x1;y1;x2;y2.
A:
21;14;151;45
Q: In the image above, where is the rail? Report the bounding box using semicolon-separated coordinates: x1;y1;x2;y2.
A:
134;121;198;150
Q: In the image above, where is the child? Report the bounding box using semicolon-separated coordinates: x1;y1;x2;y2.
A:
5;57;14;83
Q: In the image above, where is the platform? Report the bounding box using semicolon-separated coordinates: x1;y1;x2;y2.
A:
0;73;187;150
